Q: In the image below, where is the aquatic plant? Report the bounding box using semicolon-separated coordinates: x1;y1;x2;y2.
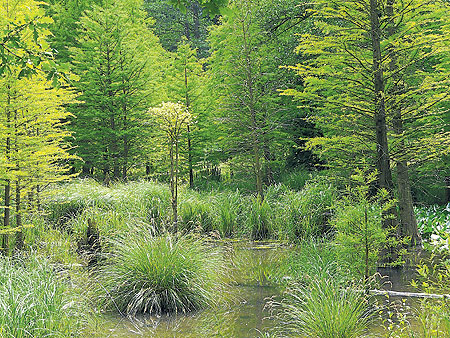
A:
97;229;226;315
43;178;336;243
270;276;373;338
0;257;86;337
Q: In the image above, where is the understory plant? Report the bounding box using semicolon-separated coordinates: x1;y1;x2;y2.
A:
332;170;388;279
415;203;450;250
97;229;226;315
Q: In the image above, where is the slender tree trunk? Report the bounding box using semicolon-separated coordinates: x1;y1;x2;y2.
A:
3;87;11;253
242;17;264;202
192;1;201;40
36;184;41;212
174;138;179;231
122;119;128;180
110;116;120;179
365;207;369;281
187;124;193;188
369;0;397;229
184;66;194;188
169;142;177;231
386;0;421;245
15;179;23;250
446;176;450;203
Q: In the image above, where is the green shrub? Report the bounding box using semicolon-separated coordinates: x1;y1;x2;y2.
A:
332;171;388;279
0;257;86;337
97;230;226;315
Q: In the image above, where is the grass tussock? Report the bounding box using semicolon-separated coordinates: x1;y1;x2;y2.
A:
270;277;372;338
97;229;226;315
0;257;86;337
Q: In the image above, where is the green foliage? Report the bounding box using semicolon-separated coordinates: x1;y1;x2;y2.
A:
273;178;336;241
207;0;298;197
0;256;86;337
70;0;165;179
0;0;65;82
415;204;450;244
332;171;388;279
97;230;226;315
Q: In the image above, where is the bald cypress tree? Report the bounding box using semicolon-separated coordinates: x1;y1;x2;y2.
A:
71;0;165;179
284;0;450;244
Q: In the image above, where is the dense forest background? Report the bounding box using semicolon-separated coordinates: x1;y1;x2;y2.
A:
1;0;449;245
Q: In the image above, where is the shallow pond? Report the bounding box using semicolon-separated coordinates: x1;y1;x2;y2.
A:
89;241;283;338
88;241;423;338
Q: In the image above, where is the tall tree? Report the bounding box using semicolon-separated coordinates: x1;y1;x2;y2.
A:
208;0;297;199
71;0;165;179
0;73;76;250
283;0;450;244
166;39;206;187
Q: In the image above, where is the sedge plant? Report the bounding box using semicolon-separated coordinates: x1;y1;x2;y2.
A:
96;228;226;315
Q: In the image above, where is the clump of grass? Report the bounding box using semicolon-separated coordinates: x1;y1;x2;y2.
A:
270;276;373;338
97;229;226;315
0;256;86;337
213;191;243;237
179;191;214;233
273;178;336;241
245;197;273;240
279;169;312;191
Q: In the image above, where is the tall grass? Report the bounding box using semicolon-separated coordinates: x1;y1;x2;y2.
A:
270;275;373;338
97;229;226;315
272;178;336;241
0;256;86;337
43;178;336;242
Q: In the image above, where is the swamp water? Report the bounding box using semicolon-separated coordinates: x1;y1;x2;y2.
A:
89;241;283;338
88;242;420;338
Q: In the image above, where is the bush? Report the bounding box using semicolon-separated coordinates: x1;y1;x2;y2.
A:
97;230;226;315
0;257;86;337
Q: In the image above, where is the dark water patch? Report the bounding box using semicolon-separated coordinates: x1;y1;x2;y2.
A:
89;285;279;337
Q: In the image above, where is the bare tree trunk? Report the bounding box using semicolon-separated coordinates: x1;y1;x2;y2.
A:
446;176;450;203
184;66;194;188
169;142;178;232
369;0;397;229
15;179;23;250
386;0;421;246
3;87;11;253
